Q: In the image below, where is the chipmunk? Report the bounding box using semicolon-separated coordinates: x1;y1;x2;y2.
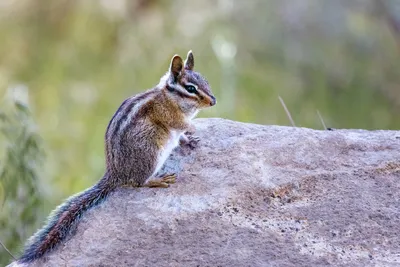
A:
13;50;216;265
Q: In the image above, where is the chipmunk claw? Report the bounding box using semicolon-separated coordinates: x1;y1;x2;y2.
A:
161;173;176;184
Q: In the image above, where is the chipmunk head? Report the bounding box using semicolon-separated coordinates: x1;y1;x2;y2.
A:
161;50;216;116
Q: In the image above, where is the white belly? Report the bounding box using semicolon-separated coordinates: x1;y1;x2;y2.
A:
153;130;183;176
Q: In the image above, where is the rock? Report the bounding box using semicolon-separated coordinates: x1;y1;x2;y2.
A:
9;118;400;267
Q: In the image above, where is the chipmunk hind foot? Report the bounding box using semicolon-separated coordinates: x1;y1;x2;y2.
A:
144;173;176;188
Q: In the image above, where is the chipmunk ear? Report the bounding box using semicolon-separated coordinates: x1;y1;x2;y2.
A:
169;55;183;81
184;50;194;71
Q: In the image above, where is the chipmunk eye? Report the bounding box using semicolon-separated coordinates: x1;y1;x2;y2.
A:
184;85;197;94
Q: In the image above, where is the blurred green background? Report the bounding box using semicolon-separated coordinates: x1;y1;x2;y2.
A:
1;0;400;264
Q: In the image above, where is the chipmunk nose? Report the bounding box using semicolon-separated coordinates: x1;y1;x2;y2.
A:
210;96;217;106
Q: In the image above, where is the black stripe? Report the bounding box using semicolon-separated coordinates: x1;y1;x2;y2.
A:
166;84;174;92
108;91;154;139
105;98;128;138
112;100;136;137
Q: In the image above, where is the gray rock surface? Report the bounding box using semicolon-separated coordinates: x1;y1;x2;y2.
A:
11;118;400;267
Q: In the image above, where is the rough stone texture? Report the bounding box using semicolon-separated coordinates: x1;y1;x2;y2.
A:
12;118;400;267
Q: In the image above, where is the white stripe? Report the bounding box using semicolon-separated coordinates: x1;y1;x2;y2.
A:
118;93;154;134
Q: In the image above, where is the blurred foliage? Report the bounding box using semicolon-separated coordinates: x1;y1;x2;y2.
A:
0;0;399;263
0;97;45;265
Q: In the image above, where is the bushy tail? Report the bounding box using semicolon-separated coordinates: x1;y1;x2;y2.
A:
17;172;116;263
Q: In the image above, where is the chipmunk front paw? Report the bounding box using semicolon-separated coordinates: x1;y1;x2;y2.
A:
186;134;200;149
180;132;200;149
